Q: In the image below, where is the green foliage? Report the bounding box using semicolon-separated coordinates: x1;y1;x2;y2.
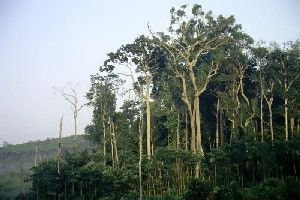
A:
243;178;286;200
2;3;300;200
184;179;213;200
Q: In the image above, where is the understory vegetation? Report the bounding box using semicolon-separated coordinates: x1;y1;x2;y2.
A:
2;4;300;200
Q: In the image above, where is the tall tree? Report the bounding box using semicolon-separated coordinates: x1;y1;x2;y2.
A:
105;35;162;159
270;41;300;141
153;4;248;158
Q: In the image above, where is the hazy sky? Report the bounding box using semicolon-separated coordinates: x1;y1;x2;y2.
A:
0;0;299;145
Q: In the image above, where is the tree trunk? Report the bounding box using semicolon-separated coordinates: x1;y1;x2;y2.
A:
268;102;274;143
260;90;264;142
195;97;203;154
57;116;63;174
176;113;180;149
194;97;203;178
146;80;151;159
285;98;289;141
110;120;114;167
102;115;106;165
74;112;77;139
185;111;188;150
220;107;224;146
297;117;300;134
189;108;196;151
139;113;143;200
290;117;295;139
216;96;220;148
111;121;119;164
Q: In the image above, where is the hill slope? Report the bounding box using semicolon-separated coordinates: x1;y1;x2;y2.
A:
0;135;93;199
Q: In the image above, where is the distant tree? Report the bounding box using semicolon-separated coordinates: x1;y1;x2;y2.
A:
53;83;85;139
2;140;10;147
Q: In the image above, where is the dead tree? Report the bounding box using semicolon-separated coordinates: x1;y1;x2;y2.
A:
53;83;85;139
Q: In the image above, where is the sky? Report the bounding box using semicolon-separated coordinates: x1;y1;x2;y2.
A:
0;0;299;145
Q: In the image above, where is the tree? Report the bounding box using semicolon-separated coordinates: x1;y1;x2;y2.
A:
270;41;300;141
53;83;85;139
153;4;249;177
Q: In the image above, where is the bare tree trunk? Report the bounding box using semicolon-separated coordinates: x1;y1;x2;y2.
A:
146;79;151;159
185;111;188;150
297;117;300;134
57;116;63;174
268;102;274;143
290;117;295;139
260;90;264;142
195;97;203;154
74;112;77;139
35;146;38;166
285;98;289;141
111;121;119;164
139;113;143;200
216;96;220;148
102;115;106;165
176;113;180;149
110;120;114;167
220;107;224;146
189;108;196;151
194;97;203;178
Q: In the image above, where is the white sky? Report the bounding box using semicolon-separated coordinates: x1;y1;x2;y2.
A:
0;0;299;144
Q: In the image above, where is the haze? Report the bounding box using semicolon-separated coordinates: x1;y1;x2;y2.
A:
0;0;299;144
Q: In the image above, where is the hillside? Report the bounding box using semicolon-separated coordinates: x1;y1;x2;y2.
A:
0;135;93;199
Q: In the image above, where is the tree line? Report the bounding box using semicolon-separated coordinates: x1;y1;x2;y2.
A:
18;4;299;200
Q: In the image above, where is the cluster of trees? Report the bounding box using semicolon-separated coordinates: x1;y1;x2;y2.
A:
18;4;299;200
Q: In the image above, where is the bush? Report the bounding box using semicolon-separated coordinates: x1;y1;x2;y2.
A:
184;179;213;200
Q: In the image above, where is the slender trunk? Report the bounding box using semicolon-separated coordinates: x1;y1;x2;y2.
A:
146;80;151;159
285;98;289;141
35;146;38;166
110;120;114;166
269;103;274;143
185;111;188;150
139;113;143;200
57;116;63;174
111;121;119;164
260;90;264;142
176;113;180;149
220;107;224;146
102;115;106;165
74;112;77;139
216;96;220;148
230;113;236;146
290;117;295;139
297;117;300;134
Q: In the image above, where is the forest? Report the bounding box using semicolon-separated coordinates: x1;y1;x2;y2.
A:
3;4;300;200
